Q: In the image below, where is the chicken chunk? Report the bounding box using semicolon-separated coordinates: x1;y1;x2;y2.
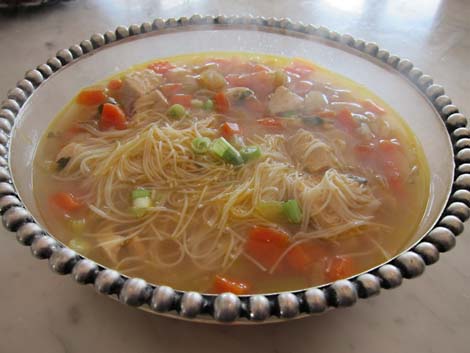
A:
303;90;328;111
133;89;169;114
120;69;164;115
268;86;304;114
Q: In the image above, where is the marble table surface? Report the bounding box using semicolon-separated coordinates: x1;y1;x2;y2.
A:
0;1;469;352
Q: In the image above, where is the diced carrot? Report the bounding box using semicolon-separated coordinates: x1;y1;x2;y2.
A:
362;99;386;115
160;83;183;97
99;103;127;130
290;80;313;96
257;118;284;128
214;92;230;113
50;192;82;212
107;79;123;90
245;226;290;269
76;89;107;106
336;109;359;133
169;94;192;108
220;122;241;139
213;275;250;295
325;256;355;282
148;61;175;74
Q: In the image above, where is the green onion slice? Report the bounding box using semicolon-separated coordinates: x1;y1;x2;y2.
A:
240;145;262;162
210;137;244;166
132;188;151;200
282;199;302;224
191;137;211;154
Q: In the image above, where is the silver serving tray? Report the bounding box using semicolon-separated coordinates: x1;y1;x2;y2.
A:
1;16;469;324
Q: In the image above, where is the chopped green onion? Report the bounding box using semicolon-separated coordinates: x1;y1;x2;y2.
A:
282;199;302;224
203;99;214;111
69;238;90;254
132;188;151;200
210;137;244;166
56;157;71;171
240;145;262;162
191;99;204;109
167;104;186;119
192;137;211;154
69;219;86;235
256;201;284;221
131;195;152;218
133;196;151;209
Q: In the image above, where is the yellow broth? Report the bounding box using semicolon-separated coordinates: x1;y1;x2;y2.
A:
33;52;429;294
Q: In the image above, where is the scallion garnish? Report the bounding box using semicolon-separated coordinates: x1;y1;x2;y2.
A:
209;137;244;166
282;199;302;224
240;145;262;162
132;188;151;200
191;137;211;154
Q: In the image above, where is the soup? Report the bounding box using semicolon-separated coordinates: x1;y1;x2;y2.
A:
33;52;429;294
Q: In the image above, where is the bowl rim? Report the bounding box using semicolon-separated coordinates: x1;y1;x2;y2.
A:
1;15;469;324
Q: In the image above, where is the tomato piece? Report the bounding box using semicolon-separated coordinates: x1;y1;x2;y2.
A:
286;241;331;273
378;139;401;153
290;80;313;96
248;226;290;245
213;275;250;295
214;92;230;113
148;61;175;74
160;83;183;98
362;99;386;115
354;142;376;157
99;103;127;130
50;192;82;212
169;94;192;108
107;79;123;90
76;89;106;106
325;256;355;282
245;226;290;269
284;60;315;79
257;118;284;128
220;122;241;139
336;109;359;133
285;244;312;272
